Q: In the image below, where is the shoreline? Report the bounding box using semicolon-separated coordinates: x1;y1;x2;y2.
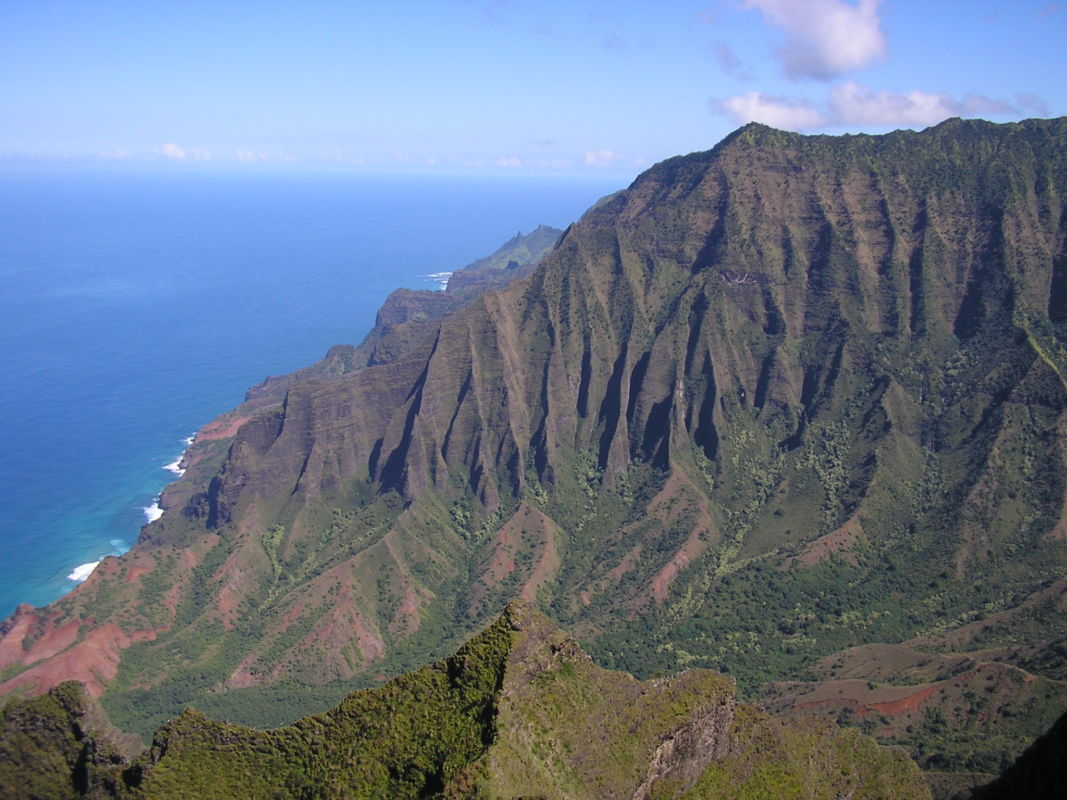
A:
62;433;195;589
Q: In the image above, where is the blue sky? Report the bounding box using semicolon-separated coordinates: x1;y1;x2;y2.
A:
2;1;1065;179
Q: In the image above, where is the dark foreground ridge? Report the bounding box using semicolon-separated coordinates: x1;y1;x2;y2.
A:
2;118;1067;797
0;603;932;799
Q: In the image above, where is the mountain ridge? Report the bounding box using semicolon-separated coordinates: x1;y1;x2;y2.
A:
2;117;1067;794
0;603;931;799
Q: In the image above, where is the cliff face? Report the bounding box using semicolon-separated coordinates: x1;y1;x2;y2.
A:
2;119;1066;786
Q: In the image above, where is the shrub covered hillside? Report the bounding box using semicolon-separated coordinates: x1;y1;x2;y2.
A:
0;604;931;799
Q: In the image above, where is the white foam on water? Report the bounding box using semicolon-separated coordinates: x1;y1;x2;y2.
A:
143;501;163;523
424;271;452;290
67;561;100;582
163;433;195;475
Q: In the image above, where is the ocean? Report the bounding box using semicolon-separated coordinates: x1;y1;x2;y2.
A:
0;170;621;618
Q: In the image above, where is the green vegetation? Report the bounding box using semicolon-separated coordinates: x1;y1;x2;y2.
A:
120;611;511;799
1;606;932;799
673;707;929;800
4;117;1067;794
0;682;135;800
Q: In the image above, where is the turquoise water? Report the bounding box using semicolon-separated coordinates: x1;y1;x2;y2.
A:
0;171;619;617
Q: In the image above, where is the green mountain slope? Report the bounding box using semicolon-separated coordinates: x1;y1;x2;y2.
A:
0;605;929;800
2;118;1066;792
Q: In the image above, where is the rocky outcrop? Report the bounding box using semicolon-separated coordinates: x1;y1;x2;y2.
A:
632;698;734;800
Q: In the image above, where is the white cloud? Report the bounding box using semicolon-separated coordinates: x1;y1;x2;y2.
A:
828;81;1020;127
189;148;212;161
158;142;186;159
742;0;887;81
827;82;957;126
584;149;619;167
717;82;1042;131
716;91;825;129
1014;93;1050;115
234;148;268;162
495;156;524;168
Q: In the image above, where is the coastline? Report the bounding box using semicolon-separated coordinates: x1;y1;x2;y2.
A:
0;172;620;619
63;433;194;588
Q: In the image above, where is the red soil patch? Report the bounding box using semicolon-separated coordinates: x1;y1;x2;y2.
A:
210;536;261;630
12;619;82;665
860;685;938;717
216;583;242;631
392;582;424;638
162;580;185;617
398;584;420;619
483;524;516;580
796;516;863;567
0;607;48;670
786;678;939;721
594;474;703;600
0;624;157;698
518;506;561;604
652;524;707;604
607;545;643;584
466;505;562;609
91;558;122;580
577;543;641;608
126;565;150;584
0;607;130;677
155;550;204;618
196;413;253;441
643;474;714;603
380;531;428;636
282;598;310;627
228;582;386;688
305;600;386;666
796;697;861;714
811;642;940;682
228;653;280;689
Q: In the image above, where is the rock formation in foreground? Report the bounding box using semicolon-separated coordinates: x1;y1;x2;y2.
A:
0;604;930;799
